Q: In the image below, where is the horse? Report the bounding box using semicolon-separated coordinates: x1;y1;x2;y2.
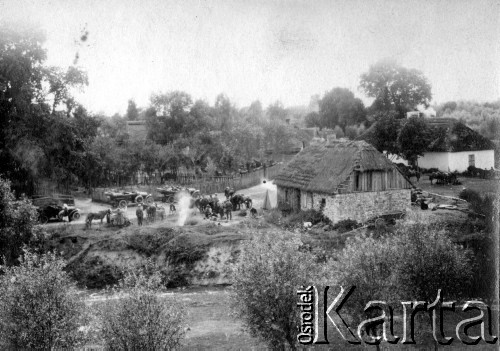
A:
231;194;245;211
429;172;458;185
212;201;225;219
224;187;235;199
195;198;209;213
223;200;233;220
86;209;110;228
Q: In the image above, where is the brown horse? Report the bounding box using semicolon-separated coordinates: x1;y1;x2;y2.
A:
86;209;110;228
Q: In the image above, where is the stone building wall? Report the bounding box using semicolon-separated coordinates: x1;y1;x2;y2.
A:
278;186;411;223
311;189;411;224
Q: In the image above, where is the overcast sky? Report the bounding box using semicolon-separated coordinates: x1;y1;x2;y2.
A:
1;0;499;115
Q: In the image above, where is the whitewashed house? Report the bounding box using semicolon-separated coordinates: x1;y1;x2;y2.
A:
361;117;495;172
416;118;495;172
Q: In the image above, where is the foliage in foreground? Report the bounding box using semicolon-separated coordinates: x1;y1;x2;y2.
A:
0;250;88;349
96;262;187;350
333;222;475;334
0;177;45;266
231;230;325;350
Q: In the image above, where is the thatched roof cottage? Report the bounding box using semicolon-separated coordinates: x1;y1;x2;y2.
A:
274;140;413;224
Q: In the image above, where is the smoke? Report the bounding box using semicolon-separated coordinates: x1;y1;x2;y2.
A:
176;191;192;226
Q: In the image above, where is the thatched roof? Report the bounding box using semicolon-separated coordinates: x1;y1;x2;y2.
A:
274;140;397;194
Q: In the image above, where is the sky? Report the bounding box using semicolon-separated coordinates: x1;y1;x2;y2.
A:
1;0;499;115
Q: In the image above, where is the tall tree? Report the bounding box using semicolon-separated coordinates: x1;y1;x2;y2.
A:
318;87;366;130
125;99;139;121
360;59;432;118
397;116;432;165
265;100;288;122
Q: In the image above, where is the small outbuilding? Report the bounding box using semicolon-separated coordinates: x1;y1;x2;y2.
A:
274;140;413;224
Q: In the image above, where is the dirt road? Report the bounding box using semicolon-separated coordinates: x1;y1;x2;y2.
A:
45;182;278;228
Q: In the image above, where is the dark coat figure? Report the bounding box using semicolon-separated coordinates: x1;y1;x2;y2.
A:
136;206;144;226
170;203;176;213
223;200;232;220
244;196;252;209
224;187;235;199
205;205;213;219
250;208;257;218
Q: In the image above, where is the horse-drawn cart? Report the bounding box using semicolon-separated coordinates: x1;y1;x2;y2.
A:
104;190;154;208
156;186;200;203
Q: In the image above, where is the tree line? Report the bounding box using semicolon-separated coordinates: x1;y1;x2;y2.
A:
2;24;498;195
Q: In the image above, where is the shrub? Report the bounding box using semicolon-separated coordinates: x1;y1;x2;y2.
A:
331;218;362;233
0;177;44;266
69;256;123;289
97;265;186;350
0;250;88;349
231;230;323;350
332;223;475;341
280;209;330;230
125;229;175;256
458;188;482;204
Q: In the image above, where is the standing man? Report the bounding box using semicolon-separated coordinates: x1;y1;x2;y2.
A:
136;205;144;226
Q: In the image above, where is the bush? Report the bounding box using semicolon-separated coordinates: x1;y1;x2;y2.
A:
231;230;323;350
331;218;362;233
125;229;175;256
69;256;123;289
97;264;186;350
332;223;475;340
458;188;482;203
0;250;88;349
0;177;44;266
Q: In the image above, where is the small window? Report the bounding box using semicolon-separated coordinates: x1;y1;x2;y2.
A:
468;154;475;167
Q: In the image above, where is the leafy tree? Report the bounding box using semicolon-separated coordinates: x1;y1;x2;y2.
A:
148;91;193;143
44;65;88;115
0;177;43;266
214;93;237;130
266;100;289;123
0;250;89;349
98;263;186;350
304;111;321;128
397;116;431;165
368;111;401;155
231;230;322;350
318;87;366;130
360;59;432;118
125;99;139;120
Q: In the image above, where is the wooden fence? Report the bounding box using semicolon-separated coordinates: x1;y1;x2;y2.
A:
91;163;284;203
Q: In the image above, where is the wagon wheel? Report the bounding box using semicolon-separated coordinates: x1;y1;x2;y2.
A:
135;195;144;204
161;196;167;203
145;195;154;205
38;214;49;224
191;191;201;199
72;212;81;221
118;200;128;208
166;196;174;204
